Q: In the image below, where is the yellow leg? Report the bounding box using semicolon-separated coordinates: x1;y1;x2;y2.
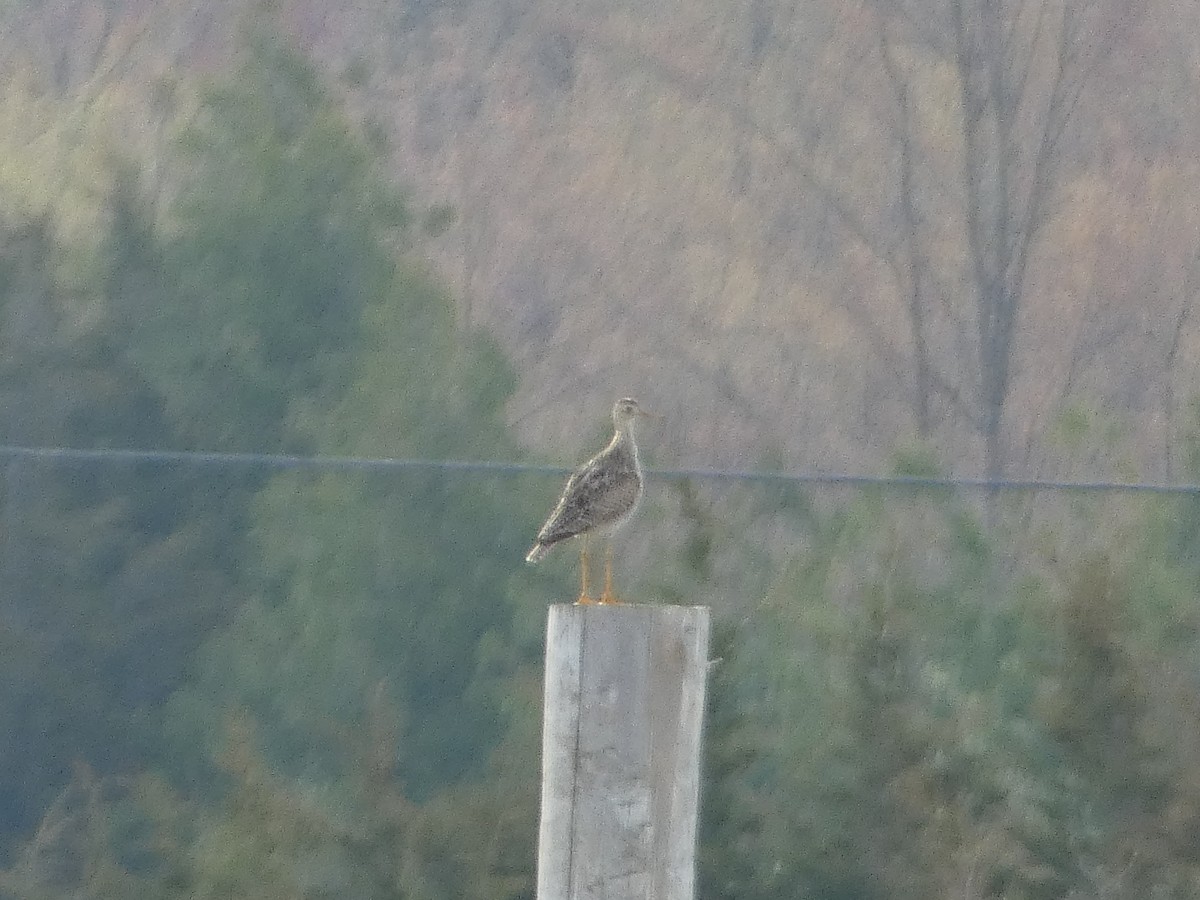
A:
599;542;619;604
576;535;595;604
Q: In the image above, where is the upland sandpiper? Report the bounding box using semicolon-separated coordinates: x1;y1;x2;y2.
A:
525;398;654;604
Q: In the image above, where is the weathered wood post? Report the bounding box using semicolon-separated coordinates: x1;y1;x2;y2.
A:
537;603;711;900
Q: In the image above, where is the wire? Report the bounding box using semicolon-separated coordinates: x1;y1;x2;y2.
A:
0;444;564;475
2;443;1199;495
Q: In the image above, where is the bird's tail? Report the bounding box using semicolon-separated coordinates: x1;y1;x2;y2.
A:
525;542;551;564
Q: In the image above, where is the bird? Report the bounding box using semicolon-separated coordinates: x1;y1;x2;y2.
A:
525;398;655;604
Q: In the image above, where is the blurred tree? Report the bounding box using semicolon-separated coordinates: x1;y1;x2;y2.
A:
0;28;396;844
0;763;177;900
163;242;537;797
151;27;547;898
694;464;1200;899
0;206;246;849
2;21;550;896
859;0;1134;486
117;28;402;452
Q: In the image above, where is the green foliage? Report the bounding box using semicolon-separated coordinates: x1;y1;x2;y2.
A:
162;166;538;803
0;764;189;900
0;23;546;898
699;474;1200;900
0;212;247;844
122;30;402;451
423;204;457;238
145;29;543;899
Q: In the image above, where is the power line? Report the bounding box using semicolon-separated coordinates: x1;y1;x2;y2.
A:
2;443;1200;495
0;444;564;476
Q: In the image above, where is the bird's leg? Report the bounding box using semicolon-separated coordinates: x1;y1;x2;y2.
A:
576;534;595;604
599;541;618;604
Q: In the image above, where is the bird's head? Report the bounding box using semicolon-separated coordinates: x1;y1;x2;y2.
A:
612;397;657;431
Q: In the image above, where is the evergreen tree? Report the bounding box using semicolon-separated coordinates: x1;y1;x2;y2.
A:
152;30;549;898
0;208;245;848
2;25;552;897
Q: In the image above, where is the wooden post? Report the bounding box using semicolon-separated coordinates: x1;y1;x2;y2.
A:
537;603;711;900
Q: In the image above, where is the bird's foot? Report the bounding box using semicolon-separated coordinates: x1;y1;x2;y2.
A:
597;590;624;605
575;593;597;605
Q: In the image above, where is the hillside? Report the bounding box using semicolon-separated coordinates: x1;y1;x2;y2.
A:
5;0;1200;478
289;0;1200;479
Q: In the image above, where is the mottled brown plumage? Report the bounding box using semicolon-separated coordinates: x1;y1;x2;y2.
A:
525;398;653;603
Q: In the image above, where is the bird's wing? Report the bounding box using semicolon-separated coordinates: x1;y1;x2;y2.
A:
536;456;641;545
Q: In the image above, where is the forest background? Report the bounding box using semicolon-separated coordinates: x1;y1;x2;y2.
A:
3;0;1200;897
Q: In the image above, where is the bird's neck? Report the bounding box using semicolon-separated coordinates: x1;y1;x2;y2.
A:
609;426;640;467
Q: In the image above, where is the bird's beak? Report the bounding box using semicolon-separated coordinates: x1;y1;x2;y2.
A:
639;407;663;422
